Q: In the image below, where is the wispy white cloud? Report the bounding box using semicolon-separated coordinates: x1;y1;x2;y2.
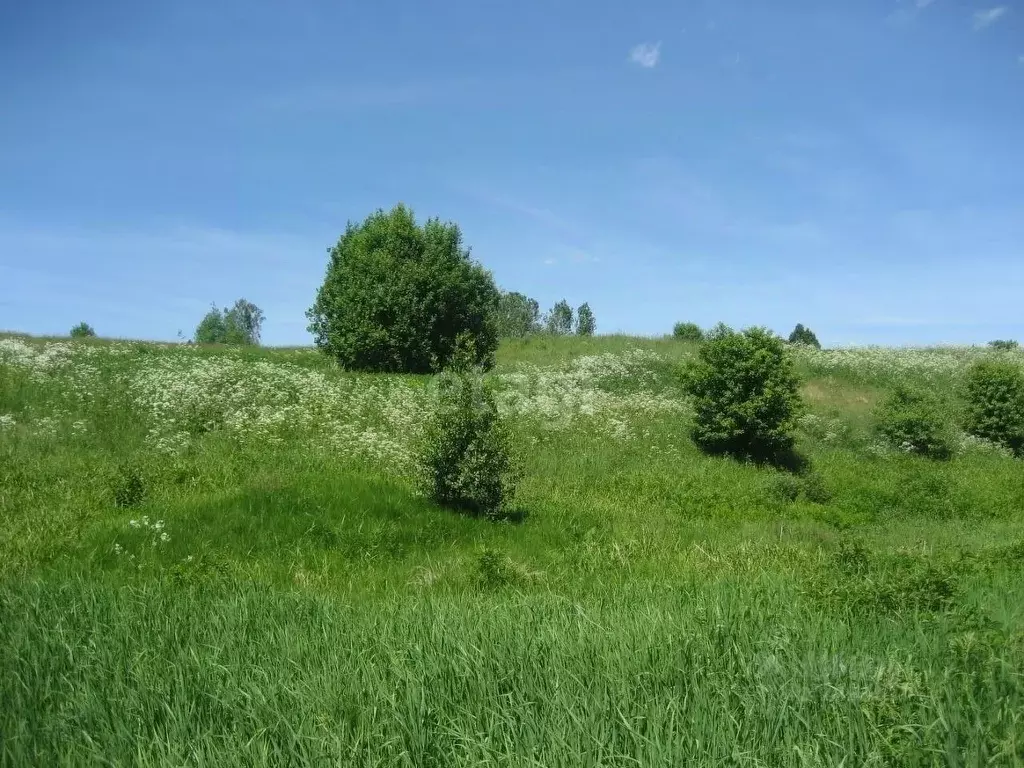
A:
916;0;936;8
629;42;661;69
973;7;1007;30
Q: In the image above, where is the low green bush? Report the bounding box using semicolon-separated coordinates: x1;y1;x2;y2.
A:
874;386;953;460
962;358;1024;456
682;326;803;464
420;373;521;518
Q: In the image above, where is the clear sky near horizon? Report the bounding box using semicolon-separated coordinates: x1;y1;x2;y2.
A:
1;1;1022;347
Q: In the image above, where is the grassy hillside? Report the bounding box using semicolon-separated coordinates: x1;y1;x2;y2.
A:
2;332;1024;766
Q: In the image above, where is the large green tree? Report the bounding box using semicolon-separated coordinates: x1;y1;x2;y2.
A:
787;323;821;349
575;303;596;336
194;299;264;345
494;291;541;338
545;300;574;336
307;205;500;373
224;299;265;345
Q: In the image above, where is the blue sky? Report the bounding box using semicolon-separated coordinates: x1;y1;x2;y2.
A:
1;0;1022;346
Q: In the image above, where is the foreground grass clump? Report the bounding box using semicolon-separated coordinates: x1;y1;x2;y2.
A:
3;332;1024;765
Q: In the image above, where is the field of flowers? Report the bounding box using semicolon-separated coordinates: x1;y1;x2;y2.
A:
2;333;1024;766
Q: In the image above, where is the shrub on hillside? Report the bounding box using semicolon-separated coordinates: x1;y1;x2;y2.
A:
873;386;953;460
788;323;821;349
962;359;1024;457
575;303;596;336
194;299;265;345
764;469;831;504
673;322;704;342
682;326;803;464
307;204;499;373
69;322;96;338
420;373;521;518
989;339;1019;352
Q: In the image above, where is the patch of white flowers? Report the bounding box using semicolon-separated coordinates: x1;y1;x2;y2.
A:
114;516;171;568
128;515;169;543
5;335;1022;469
125;353;432;473
792;344;1024;379
797;413;848;444
956;432;1014;458
494;350;686;437
3;339;691;470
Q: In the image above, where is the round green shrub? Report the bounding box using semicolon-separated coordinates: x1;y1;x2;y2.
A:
682;326;803;463
962;358;1024;456
873;386;953;460
672;322;704;342
69;322;96;338
307;204;500;373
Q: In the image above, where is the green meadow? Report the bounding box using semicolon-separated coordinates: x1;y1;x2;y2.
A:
2;332;1023;766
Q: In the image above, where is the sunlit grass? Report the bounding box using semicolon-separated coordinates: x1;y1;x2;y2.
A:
2;331;1024;765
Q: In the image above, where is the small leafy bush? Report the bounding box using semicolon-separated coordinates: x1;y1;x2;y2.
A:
420;373;521;518
112;465;146;508
800;470;833;504
962;359;1024;456
442;332;481;374
477;548;520;589
873;386;953;460
988;339;1019;351
476;548;540;588
69;322;96;338
765;472;802;503
682;326;803;464
787;323;821;348
672;322;704;342
765;469;832;504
